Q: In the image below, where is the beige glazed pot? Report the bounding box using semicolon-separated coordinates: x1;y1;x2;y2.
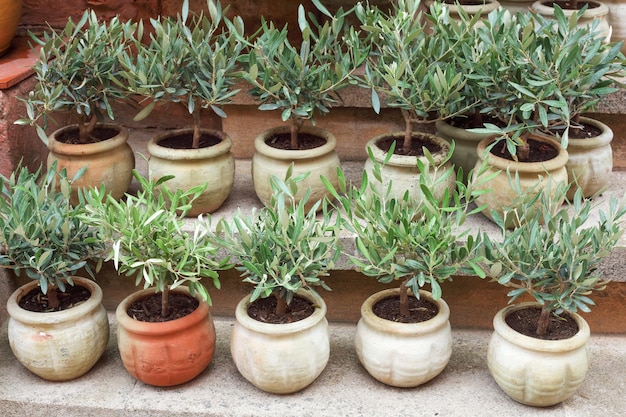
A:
6;277;109;381
230;289;330;394
355;288;452;388
147;128;235;216
364;132;456;202
47;123;135;205
116;287;216;387
488;302;590;407
532;1;611;42
252;125;340;211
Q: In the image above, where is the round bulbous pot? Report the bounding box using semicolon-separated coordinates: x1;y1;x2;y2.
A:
472;134;569;226
116;286;216;387
230;289;330;394
252;125;340;211
47;123;135;205
147;128;235;216
531;1;611;42
6;277;110;381
488;302;590;407
355;288;452;388
364;131;456;202
564;116;613;200
0;0;22;56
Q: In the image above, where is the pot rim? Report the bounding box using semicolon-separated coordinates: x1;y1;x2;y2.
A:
6;276;104;324
234;288;328;335
435;119;494;142
147;128;233;160
47;123;129;154
476;134;569;172
254;125;337;160
532;0;609;17
359;288;450;334
566;116;613;148
115;286;210;335
366;131;451;167
492;301;591;352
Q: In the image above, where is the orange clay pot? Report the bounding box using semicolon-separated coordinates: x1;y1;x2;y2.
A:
115;287;216;387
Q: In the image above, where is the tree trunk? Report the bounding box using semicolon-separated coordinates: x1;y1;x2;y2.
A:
192;109;201;149
535;305;551;337
402;110;412;155
399;279;410;320
290;119;304;150
161;286;170;318
46;284;60;310
77;114;98;144
274;292;287;317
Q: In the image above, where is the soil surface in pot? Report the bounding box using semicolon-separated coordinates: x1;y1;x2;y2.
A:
443;0;490;5
373;295;439;323
58;127;119;144
377;135;442;157
547;1;601;10
157;132;221;149
247;295;315;324
266;133;326;151
448;114;502;129
127;292;199;322
554;122;602;139
505;306;579;340
19;285;91;313
490;138;559;163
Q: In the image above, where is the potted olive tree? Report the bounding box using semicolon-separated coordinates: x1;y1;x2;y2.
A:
120;0;244;216
211;167;340;394
243;0;367;209
15;10;137;204
483;181;626;406
353;0;480;200
81;170;231;387
0;163;109;381
323;147;491;387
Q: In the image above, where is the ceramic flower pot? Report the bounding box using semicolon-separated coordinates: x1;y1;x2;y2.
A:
364;131;456;202
147;128;235;216
488;302;591;407
252;125;340;211
0;0;22;56
116;287;216;387
564;116;613;200
531;1;611;42
230;289;330;394
6;277;109;381
605;0;626;54
427;0;501;22
472;134;569;226
354;288;452;388
47;123;135;205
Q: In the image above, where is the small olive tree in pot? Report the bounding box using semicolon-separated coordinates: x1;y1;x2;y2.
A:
483;181;626;406
0;163;109;381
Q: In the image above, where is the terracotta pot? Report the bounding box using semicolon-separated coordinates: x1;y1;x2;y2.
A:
435;118;494;183
252;125;340;211
6;277;109;381
488;302;590;406
564;116;613;200
147;128;234;216
0;0;22;56
364;131;456;202
532;1;611;42
472;135;569;226
355;288;452;388
230;289;330;394
47;123;135;205
116;287;216;387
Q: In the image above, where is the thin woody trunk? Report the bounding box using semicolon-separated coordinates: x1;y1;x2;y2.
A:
290;119;304;150
46;284;60;310
274;292;287;317
402;109;412;155
77;114;98;144
161;285;170;318
192;109;201;149
535;304;551;336
399;279;410;320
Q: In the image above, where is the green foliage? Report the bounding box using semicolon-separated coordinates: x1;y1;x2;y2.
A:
15;10;139;144
0;163;103;294
212;167;340;308
81;170;230;306
241;0;368;146
484;182;626;321
121;0;244;148
324;144;491;303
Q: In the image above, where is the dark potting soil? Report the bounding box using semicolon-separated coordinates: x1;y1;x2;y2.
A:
448;114;503;130
505;306;579;340
547;1;600;11
490;138;559;162
57;127;119;144
443;0;489;5
157;132;222;149
265;133;327;150
373;295;439;324
555;122;603;139
18;285;91;313
376;135;442;157
247;295;315;324
127;292;199;322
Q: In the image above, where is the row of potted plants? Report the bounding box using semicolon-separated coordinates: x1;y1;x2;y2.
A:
1;144;624;407
14;0;625;221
